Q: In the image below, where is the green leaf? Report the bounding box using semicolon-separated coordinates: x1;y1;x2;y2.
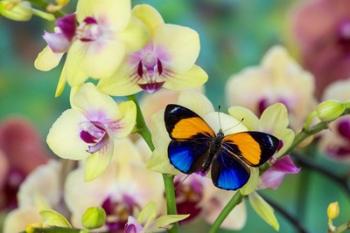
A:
81;207;106;229
40;209;72;228
249;192;279;231
155;214;189;228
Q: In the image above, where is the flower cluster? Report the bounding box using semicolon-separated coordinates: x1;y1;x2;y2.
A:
2;0;350;233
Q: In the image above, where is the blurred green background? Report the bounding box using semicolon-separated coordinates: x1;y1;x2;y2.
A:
0;0;349;232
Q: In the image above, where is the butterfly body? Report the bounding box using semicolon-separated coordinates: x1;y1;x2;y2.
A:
164;104;279;190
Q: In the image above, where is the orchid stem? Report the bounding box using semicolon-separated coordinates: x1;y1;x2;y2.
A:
21;227;81;233
208;192;243;233
127;95;179;233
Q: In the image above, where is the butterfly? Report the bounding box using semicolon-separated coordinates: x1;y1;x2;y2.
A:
164;104;280;190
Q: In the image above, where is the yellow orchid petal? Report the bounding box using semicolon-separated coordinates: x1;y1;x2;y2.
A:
164;65;208;91
153;24;200;72
228;106;260;130
147;147;178;175
66;40;125;82
18;161;61;209
84;142;114;181
260;103;289;132
64;43;88;86
47;109;89;160
177;90;214;117
137;202;157;225
112;100;136;138
55;62;67;97
275;128;295;157
97;62;141;96
240;168;259;195
155;214;189;229
3;208;41;233
132;4;164;35
120;16;149;52
76;0;131;30
34;46;63;71
71;83;119;118
40;209;72;228
249;192;280;231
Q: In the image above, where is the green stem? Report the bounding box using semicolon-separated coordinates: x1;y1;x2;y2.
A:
28;0;64;17
21;227;81;233
127;95;179;233
208;192;243;233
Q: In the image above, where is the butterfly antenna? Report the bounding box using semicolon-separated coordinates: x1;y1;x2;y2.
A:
218;105;223;130
222;117;245;133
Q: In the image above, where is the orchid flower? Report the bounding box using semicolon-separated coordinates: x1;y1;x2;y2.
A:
98;4;207;95
319;79;350;161
34;0;147;96
292;0;350;97
64;139;163;233
46;83;136;181
0;118;49;210
226;46;316;130
3;161;62;233
123;202;188;233
143;91;247;230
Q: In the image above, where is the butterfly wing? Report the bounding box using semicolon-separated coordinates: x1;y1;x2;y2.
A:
211;148;250;190
222;131;280;167
165;104;215;174
164;104;215;140
168;139;211;174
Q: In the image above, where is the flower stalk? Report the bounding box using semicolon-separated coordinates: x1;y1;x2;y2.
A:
127;95;179;233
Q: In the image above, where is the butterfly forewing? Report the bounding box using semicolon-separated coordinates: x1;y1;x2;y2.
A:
165;104;214;174
211;147;250;190
164;104;215;140
222;131;280;167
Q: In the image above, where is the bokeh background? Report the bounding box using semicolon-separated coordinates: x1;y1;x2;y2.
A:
1;0;349;232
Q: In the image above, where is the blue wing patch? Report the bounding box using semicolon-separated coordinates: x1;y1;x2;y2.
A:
168;139;210;174
211;148;250;190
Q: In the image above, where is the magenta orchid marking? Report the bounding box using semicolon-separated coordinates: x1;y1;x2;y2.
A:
43;14;77;53
175;173;205;222
79;113;121;154
102;195;140;233
129;44;173;93
257;97;292;116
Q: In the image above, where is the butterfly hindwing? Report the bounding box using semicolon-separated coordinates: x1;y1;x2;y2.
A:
168;137;211;174
164;104;215;140
223;131;280;167
211;147;250;190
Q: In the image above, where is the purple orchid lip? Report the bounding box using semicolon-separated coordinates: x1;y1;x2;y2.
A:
138;82;165;93
102;195;140;233
175;174;205;222
337;118;350;141
79;120;109;153
56;14;77;41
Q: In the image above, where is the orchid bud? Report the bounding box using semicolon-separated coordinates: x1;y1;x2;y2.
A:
327;202;340;221
0;0;32;21
316;100;345;122
82;207;106;229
